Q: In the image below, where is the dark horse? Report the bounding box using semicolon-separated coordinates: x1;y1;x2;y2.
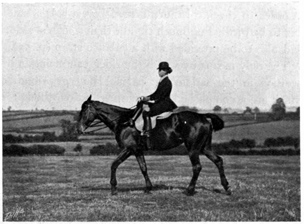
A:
77;95;231;196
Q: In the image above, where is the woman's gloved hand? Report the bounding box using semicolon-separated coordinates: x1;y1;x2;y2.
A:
138;96;150;102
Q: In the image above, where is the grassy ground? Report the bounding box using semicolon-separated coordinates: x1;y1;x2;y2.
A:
3;155;300;221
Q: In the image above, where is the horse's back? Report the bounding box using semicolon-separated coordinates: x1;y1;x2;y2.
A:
161;110;224;132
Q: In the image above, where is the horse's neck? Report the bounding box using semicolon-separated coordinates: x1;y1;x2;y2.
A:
93;101;131;132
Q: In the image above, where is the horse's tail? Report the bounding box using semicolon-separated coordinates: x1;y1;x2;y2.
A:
204;113;224;132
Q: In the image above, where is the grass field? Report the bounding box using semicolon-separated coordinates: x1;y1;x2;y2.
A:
213;120;299;144
3;155;300;221
2;110;299;147
3;115;74;131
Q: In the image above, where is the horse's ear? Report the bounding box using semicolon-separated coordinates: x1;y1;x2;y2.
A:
87;95;92;102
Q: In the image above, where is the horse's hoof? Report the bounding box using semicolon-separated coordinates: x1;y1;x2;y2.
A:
183;189;195;196
145;185;153;194
213;189;221;193
111;190;118;196
144;189;152;194
226;187;232;195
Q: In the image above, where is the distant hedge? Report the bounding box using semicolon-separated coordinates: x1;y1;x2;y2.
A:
213;146;299;156
88;137;299;156
3;144;65;156
211;138;299;155
146;145;188;156
2;132;79;143
90;143;121;155
264;136;299;147
3;145;29;156
3;132;114;143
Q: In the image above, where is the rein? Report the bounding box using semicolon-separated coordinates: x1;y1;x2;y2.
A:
83;104;137;134
83;118;117;134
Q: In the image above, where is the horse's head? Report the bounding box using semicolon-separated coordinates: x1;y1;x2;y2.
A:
77;95;98;134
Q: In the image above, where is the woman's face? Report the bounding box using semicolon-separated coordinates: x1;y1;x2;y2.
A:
158;69;167;77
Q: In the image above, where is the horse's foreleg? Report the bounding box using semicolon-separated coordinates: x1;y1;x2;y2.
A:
134;150;153;193
110;148;132;195
204;146;231;195
186;150;202;196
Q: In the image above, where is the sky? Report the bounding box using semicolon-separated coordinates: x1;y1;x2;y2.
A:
2;2;300;111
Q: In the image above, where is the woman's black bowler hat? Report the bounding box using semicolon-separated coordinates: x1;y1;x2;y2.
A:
157;62;172;73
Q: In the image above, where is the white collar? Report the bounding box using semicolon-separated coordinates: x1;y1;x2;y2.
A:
159;75;168;83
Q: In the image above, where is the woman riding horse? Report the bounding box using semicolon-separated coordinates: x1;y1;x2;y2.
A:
77;63;231;196
139;62;177;148
77;96;231;196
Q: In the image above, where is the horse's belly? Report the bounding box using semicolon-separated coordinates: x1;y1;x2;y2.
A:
151;131;183;151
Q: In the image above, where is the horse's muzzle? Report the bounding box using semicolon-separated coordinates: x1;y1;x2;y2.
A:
77;124;86;135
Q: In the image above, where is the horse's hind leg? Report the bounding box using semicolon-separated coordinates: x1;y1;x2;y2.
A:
203;135;231;195
185;149;202;196
134;149;153;193
184;128;209;196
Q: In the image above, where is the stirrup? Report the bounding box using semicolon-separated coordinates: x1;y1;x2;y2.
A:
143;130;151;137
129;118;134;127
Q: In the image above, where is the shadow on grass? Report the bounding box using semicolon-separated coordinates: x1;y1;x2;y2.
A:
80;184;229;195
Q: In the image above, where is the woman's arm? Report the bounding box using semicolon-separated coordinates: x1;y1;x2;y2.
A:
148;79;172;102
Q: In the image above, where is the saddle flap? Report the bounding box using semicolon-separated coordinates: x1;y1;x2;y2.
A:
134;111;173;133
134;115;156;132
156;111;173;120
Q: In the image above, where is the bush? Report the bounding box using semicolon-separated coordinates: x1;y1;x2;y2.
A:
74;144;82;153
264;138;277;147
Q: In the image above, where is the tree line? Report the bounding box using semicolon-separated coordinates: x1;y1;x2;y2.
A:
213;98;299;121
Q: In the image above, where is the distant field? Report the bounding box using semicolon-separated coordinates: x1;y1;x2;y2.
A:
3;115;74;131
2;110;300;145
2;110;111;135
3;111;47;118
3;155;300;221
213;120;300;144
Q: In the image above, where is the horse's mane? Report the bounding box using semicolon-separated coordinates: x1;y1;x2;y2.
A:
92;100;136;122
